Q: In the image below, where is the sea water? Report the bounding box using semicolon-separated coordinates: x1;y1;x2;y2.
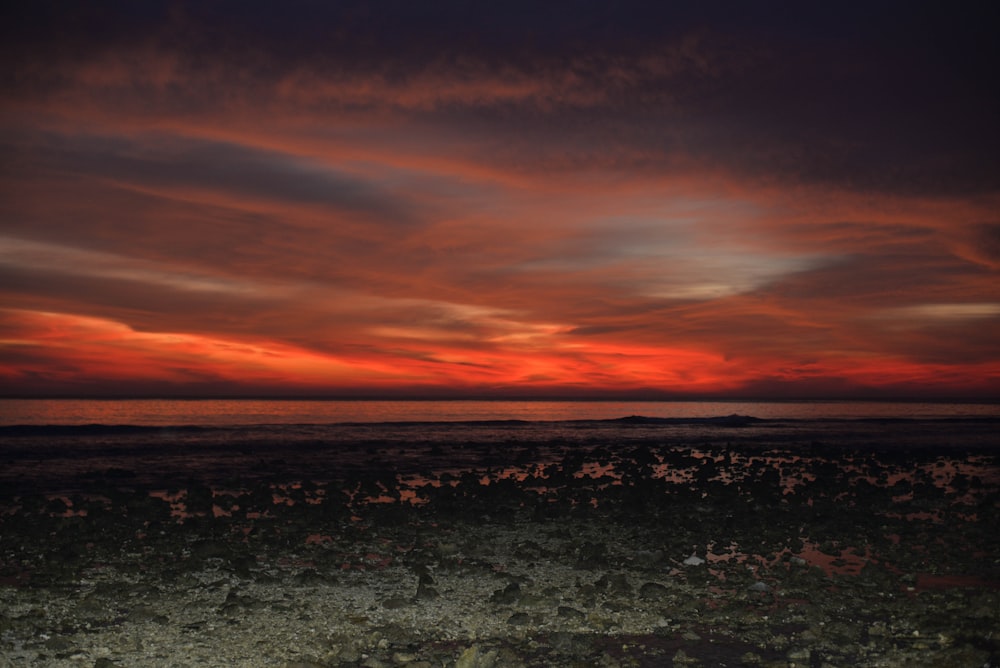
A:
3;398;998;426
2;398;997;496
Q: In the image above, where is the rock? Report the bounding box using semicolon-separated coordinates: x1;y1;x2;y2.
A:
575;541;608;569
455;645;498;668
683;554;705;566
786;647;811;662
672;648;700;664
382;596;411;609
747;581;772;593
601;572;632;595
507;612;530;626
868;621;888;637
93;660;121;668
557;605;586;622
490;582;520;604
639;581;670;601
548;631;592;655
415;579;439;600
44;636;74;651
635;549;664;566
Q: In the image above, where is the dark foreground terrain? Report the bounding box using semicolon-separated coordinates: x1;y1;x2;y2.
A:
1;421;998;667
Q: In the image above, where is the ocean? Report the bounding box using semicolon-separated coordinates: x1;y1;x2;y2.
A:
2;398;997;497
3;397;999;426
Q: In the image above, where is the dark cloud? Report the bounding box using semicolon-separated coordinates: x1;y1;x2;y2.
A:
5;132;419;225
4;2;996;196
759;254;983;306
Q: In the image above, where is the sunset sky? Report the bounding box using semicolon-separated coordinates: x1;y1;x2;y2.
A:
1;2;998;399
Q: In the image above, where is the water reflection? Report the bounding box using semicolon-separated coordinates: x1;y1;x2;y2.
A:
4;398;999;426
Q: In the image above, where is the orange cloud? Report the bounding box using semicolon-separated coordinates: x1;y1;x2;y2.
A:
3;307;996;398
2;15;998;400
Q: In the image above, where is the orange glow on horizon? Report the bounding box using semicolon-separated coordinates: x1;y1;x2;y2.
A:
2;308;997;398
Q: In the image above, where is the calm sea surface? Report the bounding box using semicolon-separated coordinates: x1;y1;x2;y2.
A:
2;398;998;427
2;399;997;497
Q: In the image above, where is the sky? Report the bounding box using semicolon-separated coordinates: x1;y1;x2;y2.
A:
1;1;998;399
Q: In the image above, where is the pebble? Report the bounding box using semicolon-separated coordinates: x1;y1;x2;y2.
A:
683;554;705;566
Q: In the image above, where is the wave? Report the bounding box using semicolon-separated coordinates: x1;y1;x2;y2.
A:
3;413;998;437
0;424;216;437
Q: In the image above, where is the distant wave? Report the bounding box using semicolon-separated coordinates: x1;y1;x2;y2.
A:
2;414;997;437
0;424;215;437
606;414;765;426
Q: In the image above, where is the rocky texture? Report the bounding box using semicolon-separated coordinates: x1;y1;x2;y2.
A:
1;437;998;666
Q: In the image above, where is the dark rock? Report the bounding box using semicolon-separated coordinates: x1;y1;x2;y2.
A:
381;596;411;610
574;541;608;569
507;612;530;626
557;605;586;622
44;636;73;651
639;581;670;601
415;579;439;600
490;582;521;605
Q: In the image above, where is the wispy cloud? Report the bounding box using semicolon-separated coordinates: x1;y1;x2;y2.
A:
1;2;997;397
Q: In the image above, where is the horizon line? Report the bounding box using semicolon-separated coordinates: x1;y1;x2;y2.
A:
2;394;998;403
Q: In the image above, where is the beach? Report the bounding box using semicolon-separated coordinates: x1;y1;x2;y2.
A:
1;407;998;667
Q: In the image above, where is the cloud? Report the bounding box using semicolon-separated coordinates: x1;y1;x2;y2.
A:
1;3;998;398
5;2;997;198
4;131;420;226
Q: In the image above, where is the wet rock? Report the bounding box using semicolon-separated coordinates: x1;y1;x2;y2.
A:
596;572;632;596
126;604;168;624
574;541;608;569
490;582;521;604
361;656;391;668
415;577;439;600
639;581;670;601
93;660;122;668
786;647;811;663
292;568;333;585
455;645;498;668
557;605;586;622
672;648;700;665
635;549;665;567
507;612;530;626
43;636;74;651
382;596;411;610
548;631;593;655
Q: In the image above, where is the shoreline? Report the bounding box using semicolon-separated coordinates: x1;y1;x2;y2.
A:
1;430;998;667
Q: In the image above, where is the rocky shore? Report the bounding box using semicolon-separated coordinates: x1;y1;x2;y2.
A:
1;433;998;667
